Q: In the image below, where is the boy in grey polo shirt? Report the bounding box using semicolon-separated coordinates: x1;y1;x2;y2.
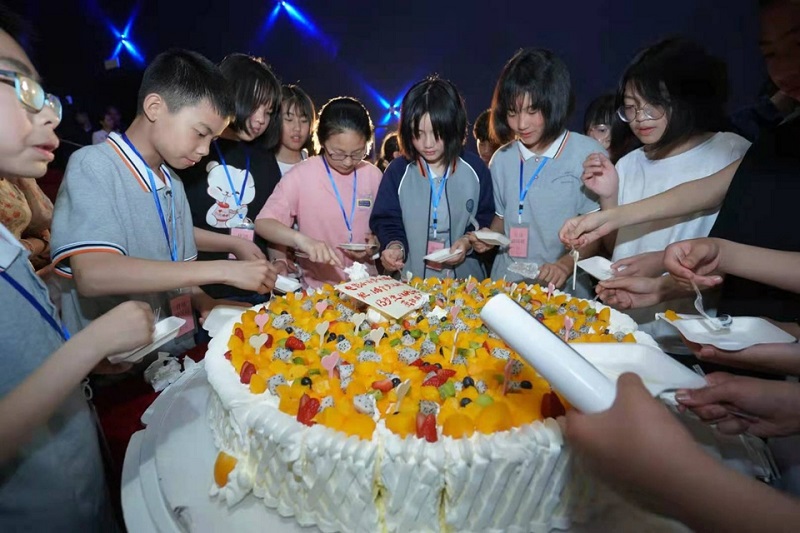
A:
51;49;276;335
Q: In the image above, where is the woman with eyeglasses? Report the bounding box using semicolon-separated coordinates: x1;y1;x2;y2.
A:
256;96;381;288
580;38;750;339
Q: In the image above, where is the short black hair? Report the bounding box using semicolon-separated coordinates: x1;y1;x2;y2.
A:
314;96;374;153
219;53;281;148
618;38;729;160
583;94;640;163
490;48;574;146
398;75;467;168
583;94;616;134
472;109;492;142
381;131;399;160
279;85;316;155
280;84;316;128
137;49;235;120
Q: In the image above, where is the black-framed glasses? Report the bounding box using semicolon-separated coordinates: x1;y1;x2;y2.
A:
0;69;62;121
324;145;367;162
617;103;665;123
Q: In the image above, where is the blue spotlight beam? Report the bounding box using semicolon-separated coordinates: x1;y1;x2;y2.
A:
257;4;282;43
257;1;338;57
107;6;144;64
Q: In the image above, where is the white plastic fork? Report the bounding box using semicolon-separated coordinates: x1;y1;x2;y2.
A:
690;280;732;330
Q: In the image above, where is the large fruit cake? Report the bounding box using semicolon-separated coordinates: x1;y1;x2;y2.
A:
205;277;638;532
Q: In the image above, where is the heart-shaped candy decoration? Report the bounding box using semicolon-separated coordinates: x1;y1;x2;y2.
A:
465;280;477;294
547;282;555;301
563;316;574;343
449;305;461;322
502;359;515;396
367;327;385;346
321;351;340;378
394;379;411;411
315;301;329;317
254;313;269;332
249;333;271;352
405;271;413;283
351;313;367;333
315;321;330;337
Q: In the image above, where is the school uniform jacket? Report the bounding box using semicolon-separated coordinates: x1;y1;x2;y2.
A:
370;151;494;279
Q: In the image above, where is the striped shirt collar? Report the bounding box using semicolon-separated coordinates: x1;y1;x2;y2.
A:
106;132;172;192
517;130;569;161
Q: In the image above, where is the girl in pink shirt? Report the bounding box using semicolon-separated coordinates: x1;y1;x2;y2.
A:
256;97;382;288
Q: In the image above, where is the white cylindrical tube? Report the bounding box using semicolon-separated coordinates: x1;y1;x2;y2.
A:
480;294;616;413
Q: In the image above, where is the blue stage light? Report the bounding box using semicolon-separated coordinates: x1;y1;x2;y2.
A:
258;1;338;56
107;10;144;64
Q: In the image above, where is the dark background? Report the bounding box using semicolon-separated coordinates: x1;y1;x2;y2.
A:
9;0;765;151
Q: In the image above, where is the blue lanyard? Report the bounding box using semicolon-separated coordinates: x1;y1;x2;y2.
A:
518;155;549;224
322;156;357;242
121;134;178;261
425;162;449;238
1;270;69;341
213;141;251;221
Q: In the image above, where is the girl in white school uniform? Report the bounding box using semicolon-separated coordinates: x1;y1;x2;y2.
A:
582;38;750;339
474;48;604;296
275;84;316;176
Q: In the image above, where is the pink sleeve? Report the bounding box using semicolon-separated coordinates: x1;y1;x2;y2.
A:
256;174;296;227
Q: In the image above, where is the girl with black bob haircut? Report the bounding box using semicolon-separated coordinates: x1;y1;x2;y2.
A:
377;131;400;172
579;38;750;338
583;94;640;164
256;96;384;289
398;75;467;169
371;76;494;280
489;48;573;148
275;84;316;175
474;48;603;294
616;38;730;160
178;53;284;304
220;53;282;148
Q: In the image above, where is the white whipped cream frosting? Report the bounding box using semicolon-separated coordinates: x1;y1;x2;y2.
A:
344;262;370;282
205;307;604;532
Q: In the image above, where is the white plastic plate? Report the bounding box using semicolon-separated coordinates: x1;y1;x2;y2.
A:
571;343;707;395
576;256;614;281
506;261;540;279
423;248;464;263
657;313;797;351
202;305;249;338
472;230;511;247
108;316;186;364
274;275;302;294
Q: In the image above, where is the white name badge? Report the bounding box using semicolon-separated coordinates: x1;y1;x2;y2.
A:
229;218;255;259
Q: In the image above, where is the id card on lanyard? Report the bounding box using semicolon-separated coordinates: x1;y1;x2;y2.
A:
323;156;357;243
121;134;195;336
509;155;549;258
213;141;254;259
425;161;449;270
